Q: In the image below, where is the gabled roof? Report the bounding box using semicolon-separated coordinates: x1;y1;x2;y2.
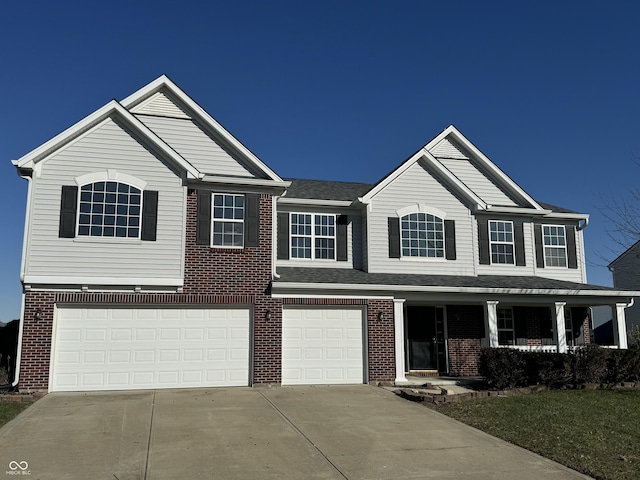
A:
359;125;545;212
13;100;200;179
14;75;287;187
120;75;284;183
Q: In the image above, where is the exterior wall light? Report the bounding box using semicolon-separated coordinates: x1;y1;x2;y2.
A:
34;308;43;321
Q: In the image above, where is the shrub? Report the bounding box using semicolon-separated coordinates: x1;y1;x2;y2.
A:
479;348;526;389
479;345;640;390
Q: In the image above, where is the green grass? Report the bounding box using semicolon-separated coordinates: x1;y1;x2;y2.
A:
0;403;29;429
433;389;640;480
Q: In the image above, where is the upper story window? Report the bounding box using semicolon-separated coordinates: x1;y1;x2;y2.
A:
78;181;141;238
401;212;444;258
290;213;336;260
212;194;244;247
543;225;567;267
489;220;514;264
497;307;515;345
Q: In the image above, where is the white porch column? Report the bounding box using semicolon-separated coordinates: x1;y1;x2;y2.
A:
553;302;567;353
394;299;407;384
612;303;629;349
484;301;499;347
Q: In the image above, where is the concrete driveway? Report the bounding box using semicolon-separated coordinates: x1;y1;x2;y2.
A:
0;385;590;480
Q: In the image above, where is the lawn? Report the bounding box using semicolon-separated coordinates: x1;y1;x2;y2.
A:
433;389;640;480
0;403;29;429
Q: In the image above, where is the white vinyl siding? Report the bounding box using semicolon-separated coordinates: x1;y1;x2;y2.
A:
282;308;364;385
136;115;255;177
438;157;519;207
25;118;184;283
129;91;191;119
51;307;250;392
367;162;474;275
430;138;470;159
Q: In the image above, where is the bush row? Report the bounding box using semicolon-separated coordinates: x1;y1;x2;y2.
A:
478;345;640;390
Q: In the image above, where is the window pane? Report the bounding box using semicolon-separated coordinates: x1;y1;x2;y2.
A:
401;212;444;257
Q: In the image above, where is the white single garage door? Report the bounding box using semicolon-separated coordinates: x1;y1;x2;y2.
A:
282;308;365;385
51;307;250;392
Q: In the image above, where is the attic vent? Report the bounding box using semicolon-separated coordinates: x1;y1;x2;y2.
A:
431;138;469;159
129;91;191;119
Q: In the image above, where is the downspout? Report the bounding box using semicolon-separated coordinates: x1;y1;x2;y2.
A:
12;166;33;389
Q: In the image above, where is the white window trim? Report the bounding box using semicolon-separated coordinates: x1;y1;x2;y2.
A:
564;307;575;346
399;211;446;260
497;307;515;346
211;193;245;249
489;220;515;265
289;213;337;261
76;180;144;240
542;224;567;268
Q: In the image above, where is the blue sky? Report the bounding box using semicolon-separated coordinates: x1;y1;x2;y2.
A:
1;1;639;322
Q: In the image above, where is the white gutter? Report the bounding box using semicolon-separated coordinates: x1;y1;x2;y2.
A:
195;175;291;189
278;198;354;207
272;281;640;297
483;206;552;215
12;293;26;388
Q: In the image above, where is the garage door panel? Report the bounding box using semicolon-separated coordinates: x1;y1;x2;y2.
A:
282;308;364;385
52;307;250;392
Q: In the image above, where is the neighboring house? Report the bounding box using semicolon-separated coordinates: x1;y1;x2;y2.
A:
11;76;638;392
609;240;640;342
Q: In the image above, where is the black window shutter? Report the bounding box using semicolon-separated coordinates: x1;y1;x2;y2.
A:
336;214;348;261
59;185;78;238
514;220;526;266
388;217;400;258
196;191;211;245
534;224;545;268
244;194;259;247
444;219;456;260
277;212;290;260
566;226;578;269
477;218;490;265
141;190;158;241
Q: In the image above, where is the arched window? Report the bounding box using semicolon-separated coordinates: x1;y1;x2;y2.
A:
78;181;142;238
400;212;444;258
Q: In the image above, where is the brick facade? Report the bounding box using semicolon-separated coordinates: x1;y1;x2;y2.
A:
446;305;484;376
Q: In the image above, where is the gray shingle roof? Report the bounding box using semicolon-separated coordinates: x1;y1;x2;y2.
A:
274;267;618;292
284;179;373;201
284;179;582;215
537;202;581;214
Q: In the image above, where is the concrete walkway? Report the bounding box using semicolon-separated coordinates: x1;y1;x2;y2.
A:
0;385;591;479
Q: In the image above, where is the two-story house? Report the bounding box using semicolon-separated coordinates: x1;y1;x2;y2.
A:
11;76;636;392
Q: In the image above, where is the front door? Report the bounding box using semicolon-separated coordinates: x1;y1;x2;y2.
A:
406;306;447;373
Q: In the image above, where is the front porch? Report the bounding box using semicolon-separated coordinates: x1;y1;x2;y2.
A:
394;300;632;384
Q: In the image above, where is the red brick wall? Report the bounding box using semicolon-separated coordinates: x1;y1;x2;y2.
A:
19;192;279;390
366;299;395;383
446;305;484;376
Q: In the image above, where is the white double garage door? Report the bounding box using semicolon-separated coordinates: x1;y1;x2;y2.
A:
51;306;365;392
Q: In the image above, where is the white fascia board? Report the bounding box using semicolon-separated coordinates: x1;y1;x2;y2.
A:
195;175;290;190
14;100;200;180
445;127;544;210
543;212;590;221
420;150;487;209
23;276;184;287
272;281;640;298
121;75;284;183
359;147;486;210
484;206;553;216
278;198;354;207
